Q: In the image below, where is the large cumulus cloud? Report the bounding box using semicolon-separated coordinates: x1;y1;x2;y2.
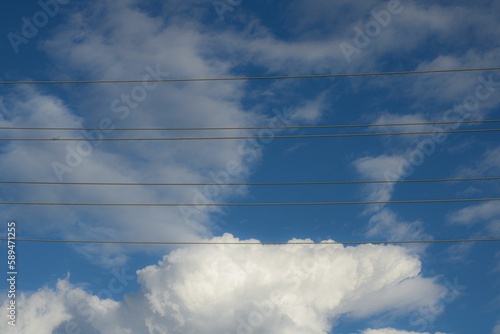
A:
1;234;444;333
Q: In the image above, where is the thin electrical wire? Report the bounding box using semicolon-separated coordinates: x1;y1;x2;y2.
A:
2;127;500;141
0;237;498;245
1;197;499;207
1;66;499;85
1;176;498;187
1;119;499;131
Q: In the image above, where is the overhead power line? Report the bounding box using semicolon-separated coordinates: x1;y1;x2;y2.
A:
0;237;498;245
0;66;499;85
1;119;499;131
2;127;499;141
1;176;498;187
0;197;498;207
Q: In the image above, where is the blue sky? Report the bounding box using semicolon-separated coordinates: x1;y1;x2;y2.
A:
0;0;499;333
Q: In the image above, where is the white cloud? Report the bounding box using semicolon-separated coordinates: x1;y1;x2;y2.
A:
353;154;406;210
370;113;431;133
456;146;500;178
367;208;428;241
447;201;500;236
444;242;475;263
448;201;500;226
282;0;500;110
289;92;328;123
412;49;500;109
0;234;445;334
338;274;442;319
283;0;500;76
353;154;430;245
354;154;405;182
446;146;500;236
